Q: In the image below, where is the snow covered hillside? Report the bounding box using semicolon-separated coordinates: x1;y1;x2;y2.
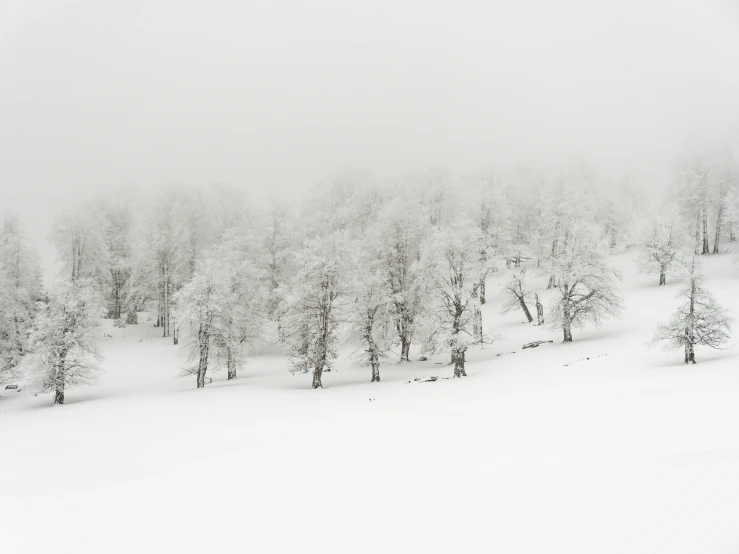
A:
1;251;738;554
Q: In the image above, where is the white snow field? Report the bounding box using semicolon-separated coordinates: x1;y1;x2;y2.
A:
1;251;739;554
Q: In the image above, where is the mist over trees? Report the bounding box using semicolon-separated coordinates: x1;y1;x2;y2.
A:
1;140;737;401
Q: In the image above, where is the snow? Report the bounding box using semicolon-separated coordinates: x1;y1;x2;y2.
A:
1;251;739;554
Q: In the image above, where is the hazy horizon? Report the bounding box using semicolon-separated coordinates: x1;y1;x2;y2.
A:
2;0;739;277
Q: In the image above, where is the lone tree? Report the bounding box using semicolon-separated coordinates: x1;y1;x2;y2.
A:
24;282;102;405
501;268;534;323
653;256;732;364
547;227;623;342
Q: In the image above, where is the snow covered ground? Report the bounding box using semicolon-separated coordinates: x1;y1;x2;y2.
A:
2;251;739;554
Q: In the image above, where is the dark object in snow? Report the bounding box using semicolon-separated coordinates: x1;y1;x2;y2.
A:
413;376;438;383
419;356;428;361
563;353;607;367
5;384;18;390
522;340;554;349
496;351;517;357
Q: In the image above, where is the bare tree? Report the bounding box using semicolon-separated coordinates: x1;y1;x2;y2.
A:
546;226;623;342
653;256;732;364
501;268;534;323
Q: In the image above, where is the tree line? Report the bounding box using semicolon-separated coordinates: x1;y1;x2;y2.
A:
1;151;737;403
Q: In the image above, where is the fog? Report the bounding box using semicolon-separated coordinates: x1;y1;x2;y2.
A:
2;0;739;271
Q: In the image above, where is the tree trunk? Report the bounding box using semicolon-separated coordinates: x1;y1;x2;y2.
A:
713;205;723;254
312;364;324;388
562;312;573;342
370;346;380;383
53;356;66;405
702;210;709;254
659;264;666;285
547;275;556;289
519;296;533;323
163;261;170;338
196;326;209;388
479;278;486;304
473;306;483;342
452;345;467;378
227;348;237;380
535;293;544;326
399;335;411;362
685;342;696;364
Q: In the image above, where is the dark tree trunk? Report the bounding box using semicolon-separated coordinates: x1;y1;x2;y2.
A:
370;345;380;383
196;326;209;388
519;296;533;323
659;264;666;285
685;343;696;364
702;211;709;254
547;275;556;289
479;278;486;304
227;348;237;380
452;345;467;378
562;313;572;342
399;335;411;362
312;364;324;389
54;356;66;405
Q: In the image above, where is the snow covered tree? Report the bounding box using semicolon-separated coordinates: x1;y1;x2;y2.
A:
676;156;713;255
0;215;42;383
23;282;102;405
639;210;685;286
262;201;295;343
546;225;623;342
711;161;737;254
501;268;534;323
422;221;488;377
171;262;223;388
653;256;732;364
52;203;109;286
374;198;429;362
102;200;133;320
346;248;394;383
174;232;264;388
470;172;506;303
285;233;348;389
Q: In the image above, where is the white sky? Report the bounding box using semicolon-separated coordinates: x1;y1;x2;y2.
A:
1;0;738;272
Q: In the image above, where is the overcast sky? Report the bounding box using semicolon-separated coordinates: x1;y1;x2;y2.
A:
1;0;739;271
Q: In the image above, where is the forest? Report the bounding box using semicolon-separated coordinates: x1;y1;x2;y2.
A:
0;150;736;403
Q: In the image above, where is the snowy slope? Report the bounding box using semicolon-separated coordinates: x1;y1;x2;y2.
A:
1;251;739;554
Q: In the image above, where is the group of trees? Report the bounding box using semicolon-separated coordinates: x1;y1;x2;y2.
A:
4;147;738;403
